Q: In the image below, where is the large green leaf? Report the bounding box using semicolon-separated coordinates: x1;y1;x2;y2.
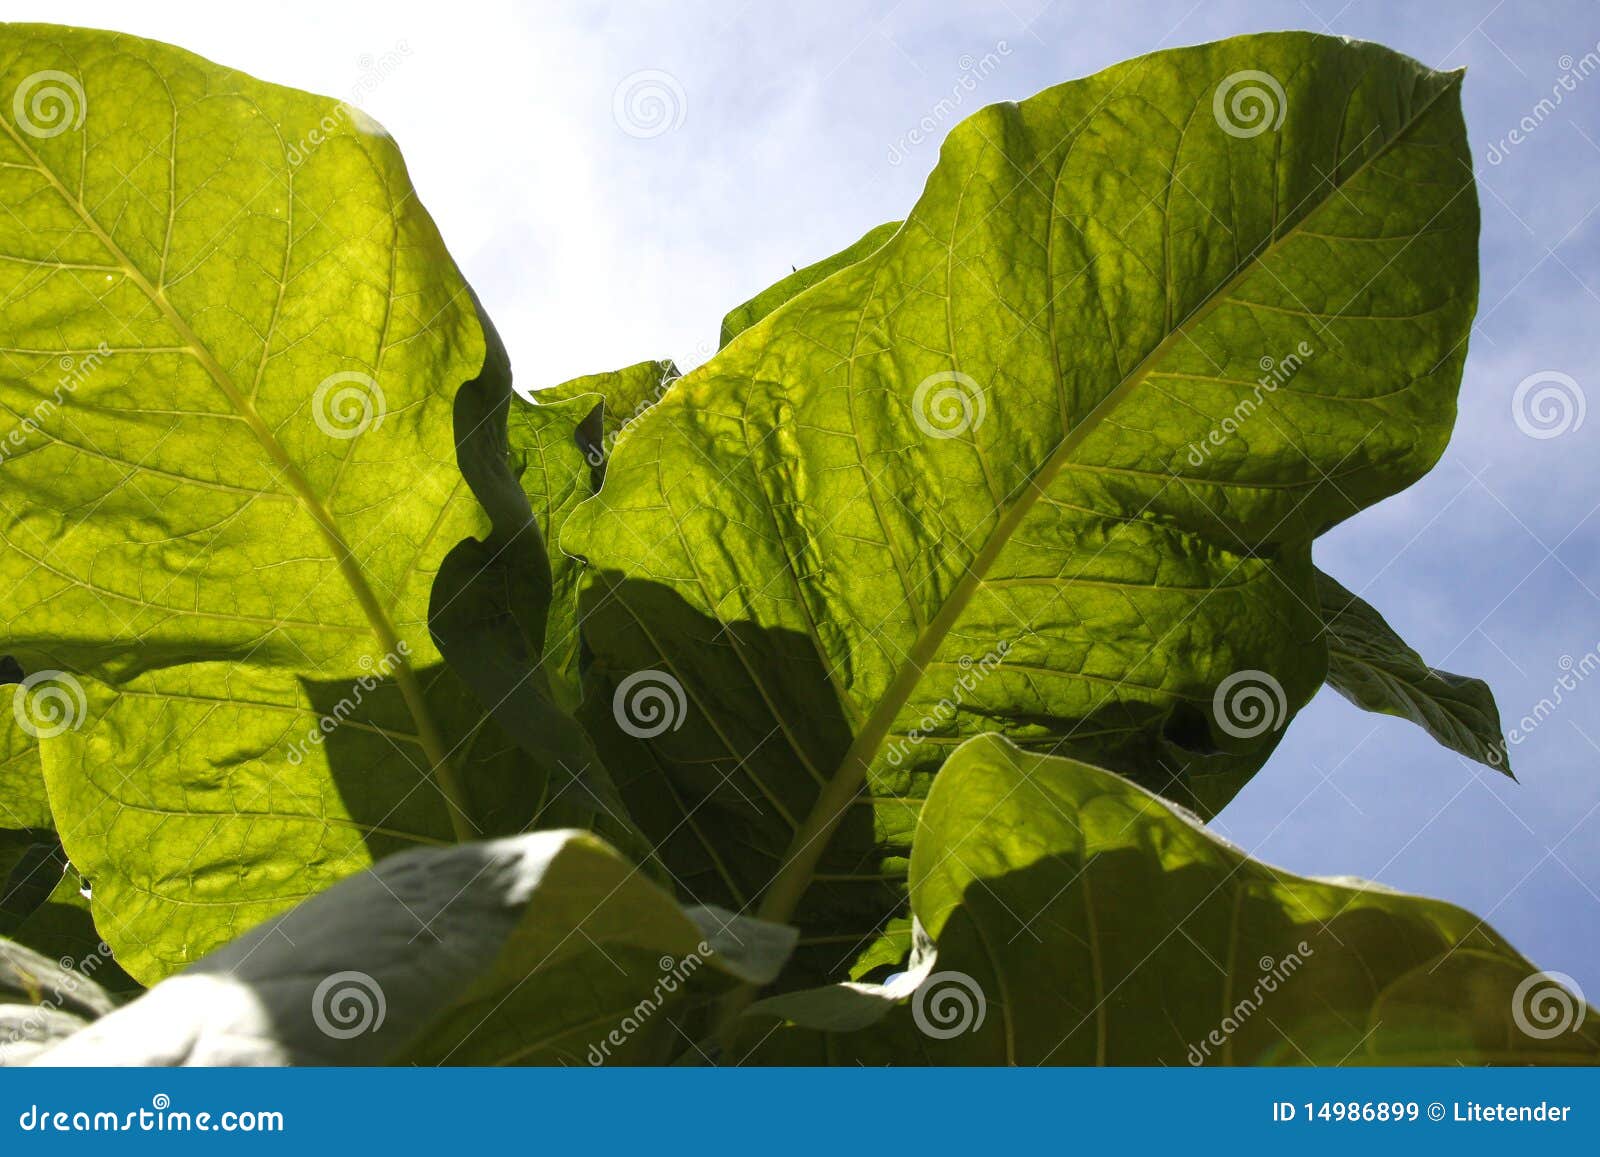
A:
740;735;1600;1064
564;33;1480;966
1317;570;1510;772
0;26;539;981
694;229;1518;774
35;829;794;1065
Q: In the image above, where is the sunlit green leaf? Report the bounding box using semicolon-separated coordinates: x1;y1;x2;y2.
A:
741;735;1600;1064
564;33;1480;968
0;25;538;981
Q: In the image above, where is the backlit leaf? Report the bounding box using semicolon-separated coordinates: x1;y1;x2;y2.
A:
0;26;538;981
741;735;1600;1064
1318;569;1510;773
564;33;1481;967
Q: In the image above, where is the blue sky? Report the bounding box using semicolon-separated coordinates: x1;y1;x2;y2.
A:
35;0;1600;993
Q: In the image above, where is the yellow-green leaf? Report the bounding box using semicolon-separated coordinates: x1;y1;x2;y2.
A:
741;735;1600;1065
565;33;1481;965
0;26;535;981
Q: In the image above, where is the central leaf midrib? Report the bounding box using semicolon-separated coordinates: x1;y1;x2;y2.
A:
753;72;1462;931
2;114;472;841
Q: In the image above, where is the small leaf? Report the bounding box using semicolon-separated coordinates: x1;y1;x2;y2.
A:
1318;570;1511;773
538;358;680;446
719;221;901;348
35;830;795;1066
741;735;1599;1065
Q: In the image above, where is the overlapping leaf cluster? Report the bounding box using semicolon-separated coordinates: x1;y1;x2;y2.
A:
0;24;1593;1065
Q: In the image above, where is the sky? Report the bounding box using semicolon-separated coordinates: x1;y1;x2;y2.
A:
17;0;1600;995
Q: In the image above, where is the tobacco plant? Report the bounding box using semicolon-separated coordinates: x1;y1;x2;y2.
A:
0;23;1596;1066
